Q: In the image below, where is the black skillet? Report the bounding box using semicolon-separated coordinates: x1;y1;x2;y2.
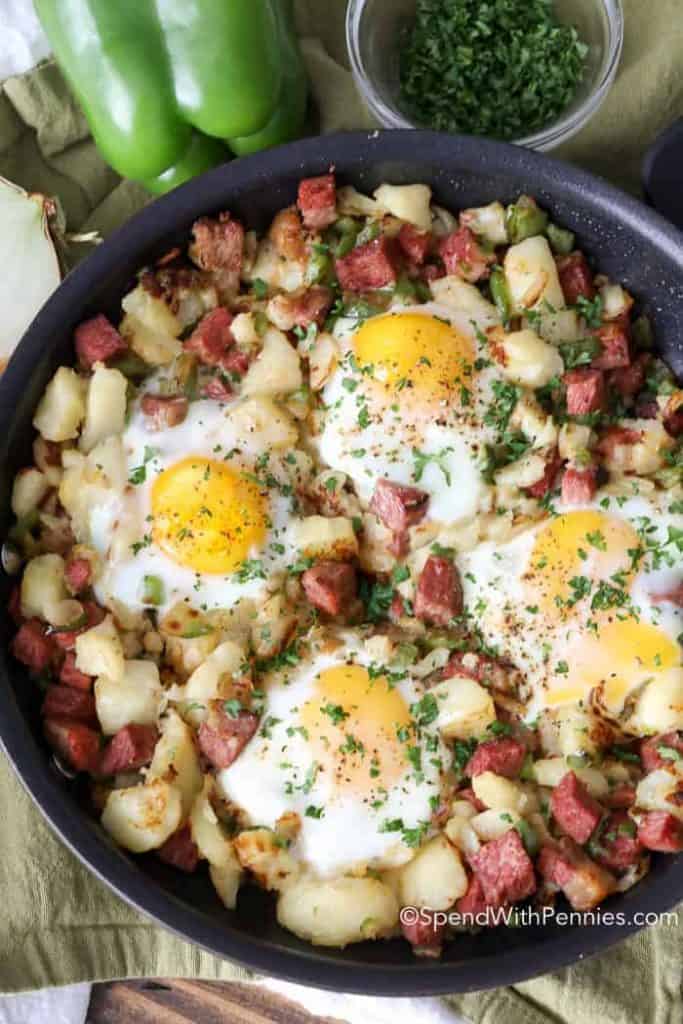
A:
0;131;681;996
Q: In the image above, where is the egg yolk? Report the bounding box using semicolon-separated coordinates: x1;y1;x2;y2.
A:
526;510;640;618
545;620;681;710
300;664;413;796
150;456;267;574
353;312;475;403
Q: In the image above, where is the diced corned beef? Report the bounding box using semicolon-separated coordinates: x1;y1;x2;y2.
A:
438;226;493;283
269;207;307;262
59;651;93;691
369;478;429;534
43;718;100;773
637;811;683;852
74;315;127;368
609;352;650;398
397;223;431;265
592;324;631;370
140;394;189;430
458;786;487;813
190;213;244;276
267;285;333;330
634;394;659;419
414;556;463;626
556;251;595;306
200;374;233;401
469;829;536;906
525;449;563;498
335;237;399;291
663;394;683;438
640;731;683;774
593;811;642;872
64;556;92;595
184;308;235;369
564;368;606;415
157;825;200;873
221;347;252;378
388;592;406;623
442;651;511;691
198;706;259;770
301;561;357;616
604;783;637;810
465;738;527;779
455;874;489;918
99;723;159;776
595;425;643;462
537;838;616;910
551;770;603;844
52;601;106;651
297;173;337;231
649;584;683;608
420;263;445;282
400;909;446;956
561;465;598;505
41;686;97;724
11;619;55;672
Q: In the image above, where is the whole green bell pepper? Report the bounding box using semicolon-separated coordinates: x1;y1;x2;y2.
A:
34;0;308;192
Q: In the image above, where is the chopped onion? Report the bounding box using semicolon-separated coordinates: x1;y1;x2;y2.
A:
0;176;61;371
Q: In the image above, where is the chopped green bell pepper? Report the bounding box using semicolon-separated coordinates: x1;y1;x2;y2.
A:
34;0;308;193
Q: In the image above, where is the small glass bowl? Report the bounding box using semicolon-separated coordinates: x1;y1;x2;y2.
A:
346;0;624;151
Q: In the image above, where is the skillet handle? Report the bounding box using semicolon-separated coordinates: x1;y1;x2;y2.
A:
642;118;683;231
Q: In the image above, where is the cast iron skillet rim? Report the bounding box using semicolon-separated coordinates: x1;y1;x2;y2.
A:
1;130;682;996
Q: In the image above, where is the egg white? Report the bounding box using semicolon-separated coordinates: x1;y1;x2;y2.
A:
218;629;451;879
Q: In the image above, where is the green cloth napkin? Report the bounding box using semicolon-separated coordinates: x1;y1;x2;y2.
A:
1;1;682;1018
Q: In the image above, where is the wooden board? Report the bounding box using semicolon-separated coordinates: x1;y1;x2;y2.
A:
86;979;346;1024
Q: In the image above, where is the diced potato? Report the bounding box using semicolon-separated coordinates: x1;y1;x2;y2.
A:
277;876;398;947
472;772;526;812
249;237;305;293
234;827;300;891
12;468;50;520
148;709;201;816
635;768;683;822
556;705;600;760
121;283;181;337
431;675;496;740
95;658;162;734
336;186;384;219
574;767;609;800
242;327;302;396
558;422;595;462
210;861;243;910
75;615;125;683
601;420;673;476
181;640;245;724
87;436;127;492
494;451;548;489
470;808;522;841
20;553;66;620
79;365;128;453
33;367;87;443
443;815;481;857
504;236;565;313
373;184;432;232
461;201;508;245
251;593;297;659
290;515;358;561
530;308;582;345
398;835;468;909
190;778;240;865
629;668;683;734
600;283;632;321
532;757;568;788
46;598;85;629
431;204;458;237
451;799;477;820
229;396;298;450
429;276;500;328
230;312;260;348
121;314;183;366
411;647;451;679
101;778;182;853
309;332;339;391
510;396;557;450
358;512;395;574
496;328;564;388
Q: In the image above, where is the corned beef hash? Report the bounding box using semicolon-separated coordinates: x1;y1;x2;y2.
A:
6;173;683;956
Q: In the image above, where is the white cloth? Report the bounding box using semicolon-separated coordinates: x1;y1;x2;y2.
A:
0;985;90;1024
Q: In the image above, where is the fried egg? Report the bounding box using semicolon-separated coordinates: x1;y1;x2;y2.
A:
87;387;303;617
457;484;683;719
316;302;503;526
218;629;450;878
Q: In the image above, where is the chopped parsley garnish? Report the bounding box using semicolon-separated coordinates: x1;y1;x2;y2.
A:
410;693;439;727
235;559;266;583
574;294;604;328
128;445;158;485
223;699;243;719
412;446;454;486
305;805;324;819
321;703;350;726
359;576;395;623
